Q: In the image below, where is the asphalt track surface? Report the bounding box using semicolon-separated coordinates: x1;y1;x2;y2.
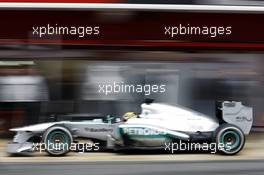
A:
1;160;264;175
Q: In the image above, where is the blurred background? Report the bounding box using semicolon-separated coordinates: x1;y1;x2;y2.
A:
0;2;264;175
0;0;263;138
0;49;263;136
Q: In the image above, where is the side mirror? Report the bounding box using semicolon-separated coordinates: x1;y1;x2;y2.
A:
48;114;57;122
144;98;154;104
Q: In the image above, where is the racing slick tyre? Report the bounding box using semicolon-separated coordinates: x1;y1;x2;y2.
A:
214;123;245;155
43;126;73;156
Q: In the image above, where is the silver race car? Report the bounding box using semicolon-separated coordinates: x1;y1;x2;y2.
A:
7;100;253;156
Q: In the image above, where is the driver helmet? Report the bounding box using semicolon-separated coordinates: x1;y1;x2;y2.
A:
122;112;138;121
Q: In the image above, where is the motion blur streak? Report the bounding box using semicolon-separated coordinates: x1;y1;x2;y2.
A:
0;52;264;133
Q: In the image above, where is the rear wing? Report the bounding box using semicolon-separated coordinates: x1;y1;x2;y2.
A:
216;101;253;134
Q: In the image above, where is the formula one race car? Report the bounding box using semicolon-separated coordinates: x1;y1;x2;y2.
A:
7;100;253;156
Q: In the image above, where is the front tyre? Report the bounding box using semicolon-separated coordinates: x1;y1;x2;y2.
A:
215;124;245;155
43;126;73;156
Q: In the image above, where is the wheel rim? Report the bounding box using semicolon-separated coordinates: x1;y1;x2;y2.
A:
46;130;70;154
220;130;241;151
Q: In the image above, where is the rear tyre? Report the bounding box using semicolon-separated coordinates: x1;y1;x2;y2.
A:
43;126;73;156
215;124;245;155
